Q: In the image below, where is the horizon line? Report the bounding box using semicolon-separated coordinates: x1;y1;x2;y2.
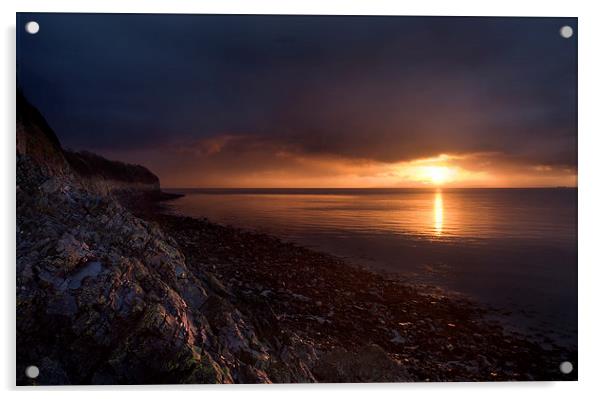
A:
162;186;578;190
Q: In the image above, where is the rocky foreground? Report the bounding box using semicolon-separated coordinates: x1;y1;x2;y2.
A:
16;92;576;384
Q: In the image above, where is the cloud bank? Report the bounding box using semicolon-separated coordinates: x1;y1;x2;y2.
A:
18;14;577;187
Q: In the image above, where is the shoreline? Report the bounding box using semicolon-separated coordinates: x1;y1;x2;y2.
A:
129;195;576;381
155;191;577;351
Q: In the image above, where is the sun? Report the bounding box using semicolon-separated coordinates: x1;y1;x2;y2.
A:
395;156;464;187
424;166;452;185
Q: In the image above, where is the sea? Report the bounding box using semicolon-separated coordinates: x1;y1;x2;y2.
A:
163;188;577;349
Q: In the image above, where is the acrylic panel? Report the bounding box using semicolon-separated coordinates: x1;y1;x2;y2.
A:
16;13;577;385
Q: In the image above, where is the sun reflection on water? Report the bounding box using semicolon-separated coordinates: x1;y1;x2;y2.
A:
434;190;444;236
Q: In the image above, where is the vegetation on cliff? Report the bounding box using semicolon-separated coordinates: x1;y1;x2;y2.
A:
64;150;159;186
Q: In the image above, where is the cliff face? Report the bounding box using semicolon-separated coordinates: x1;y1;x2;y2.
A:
64;150;160;195
16;90;69;174
17;91;160;196
16;94;317;385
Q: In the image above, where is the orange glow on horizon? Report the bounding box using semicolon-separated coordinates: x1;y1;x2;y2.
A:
102;148;578;189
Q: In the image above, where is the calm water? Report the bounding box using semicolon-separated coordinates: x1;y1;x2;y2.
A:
164;188;577;348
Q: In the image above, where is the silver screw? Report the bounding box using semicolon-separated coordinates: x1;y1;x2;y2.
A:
559;361;573;374
25;365;39;379
25;21;40;35
560;26;573;39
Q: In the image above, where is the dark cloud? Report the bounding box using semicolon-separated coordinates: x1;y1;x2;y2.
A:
17;14;577;183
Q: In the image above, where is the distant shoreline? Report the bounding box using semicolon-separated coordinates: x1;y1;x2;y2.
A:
162;187;578;195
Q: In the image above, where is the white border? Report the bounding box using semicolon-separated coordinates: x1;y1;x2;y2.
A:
3;1;601;398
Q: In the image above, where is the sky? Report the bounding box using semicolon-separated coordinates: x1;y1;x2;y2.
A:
17;14;577;188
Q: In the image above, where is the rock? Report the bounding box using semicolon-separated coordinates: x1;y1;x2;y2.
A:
390;330;406;344
16;150;262;384
312;344;410;382
204;272;230;296
55;234;91;271
291;293;311;302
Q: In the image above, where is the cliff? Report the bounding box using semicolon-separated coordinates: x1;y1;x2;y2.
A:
64;150;160;195
16;93;320;384
17;91;160;195
16;90;68;174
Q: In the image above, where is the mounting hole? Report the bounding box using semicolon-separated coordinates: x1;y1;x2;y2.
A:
25;21;40;35
560;25;573;39
25;365;39;379
559;361;573;374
